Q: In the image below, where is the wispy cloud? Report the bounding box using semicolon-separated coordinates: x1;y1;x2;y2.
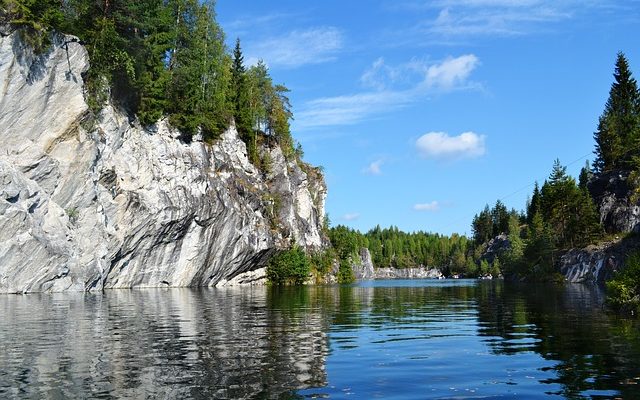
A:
295;54;480;130
342;213;361;221
295;90;412;130
416;131;486;160
426;5;569;36
245;27;343;69
224;12;299;32
363;159;384;175
413;201;441;211
404;0;617;39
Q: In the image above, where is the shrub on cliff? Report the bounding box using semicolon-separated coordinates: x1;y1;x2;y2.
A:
607;251;640;315
266;246;310;285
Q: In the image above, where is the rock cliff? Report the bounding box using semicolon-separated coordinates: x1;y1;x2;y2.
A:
589;170;640;234
351;248;443;280
559;236;640;284
0;30;327;293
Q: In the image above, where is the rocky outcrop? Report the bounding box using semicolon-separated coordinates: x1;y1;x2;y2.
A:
373;267;443;279
350;248;443;280
0;30;326;293
558;237;640;284
559;249;617;284
589;170;640;234
351;248;375;280
481;234;510;264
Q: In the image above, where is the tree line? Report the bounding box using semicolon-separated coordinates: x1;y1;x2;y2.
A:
471;52;640;281
329;225;485;277
1;0;296;164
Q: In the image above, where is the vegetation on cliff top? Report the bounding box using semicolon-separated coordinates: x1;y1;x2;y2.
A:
0;0;296;166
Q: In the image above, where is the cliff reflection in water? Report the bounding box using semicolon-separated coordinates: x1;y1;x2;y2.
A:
1;281;640;398
0;288;330;399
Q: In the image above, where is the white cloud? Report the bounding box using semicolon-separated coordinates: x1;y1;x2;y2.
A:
363;159;384;175
416;131;486;160
295;54;480;130
342;213;361;221
245;27;343;69
414;201;441;211
424;54;479;89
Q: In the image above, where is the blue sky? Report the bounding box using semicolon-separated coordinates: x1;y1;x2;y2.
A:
217;0;640;236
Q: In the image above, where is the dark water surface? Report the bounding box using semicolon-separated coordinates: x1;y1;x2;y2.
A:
1;280;640;399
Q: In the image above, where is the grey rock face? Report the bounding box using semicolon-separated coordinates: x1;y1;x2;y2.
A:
559;249;617;284
0;31;326;292
351;248;443;280
589;171;640;234
558;237;640;284
373;267;443;279
481;234;510;264
351;248;375;280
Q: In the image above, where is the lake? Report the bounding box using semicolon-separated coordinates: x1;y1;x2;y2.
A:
1;280;639;399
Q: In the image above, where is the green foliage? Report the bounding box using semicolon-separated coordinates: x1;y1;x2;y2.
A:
5;0;296;152
329;225;477;277
65;207;79;225
472;201;520;244
593;52;640;174
337;258;355;284
606;251;640;315
266;246;310;285
263;192;282;230
537;159;602;249
328;225;360;260
490;258;501;277
501;214;524;275
309;248;336;281
479;259;490;276
2;0;64;53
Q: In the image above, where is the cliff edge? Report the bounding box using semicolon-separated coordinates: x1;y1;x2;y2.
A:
0;30;327;292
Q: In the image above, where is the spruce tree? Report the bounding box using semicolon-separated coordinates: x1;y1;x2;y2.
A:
578;160;592;191
231;38;256;162
527;182;541;225
593;52;640;173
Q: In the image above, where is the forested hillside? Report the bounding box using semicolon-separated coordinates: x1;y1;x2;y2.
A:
469;53;640;311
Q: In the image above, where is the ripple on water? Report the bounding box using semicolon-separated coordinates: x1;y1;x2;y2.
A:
1;282;640;399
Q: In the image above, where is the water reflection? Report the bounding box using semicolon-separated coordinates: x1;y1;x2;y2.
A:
0;288;329;399
475;282;640;398
1;281;639;398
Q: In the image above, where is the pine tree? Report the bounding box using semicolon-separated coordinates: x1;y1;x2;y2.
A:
231;38;256;162
523;212;554;276
578;160;592;191
491;200;509;236
593;52;640;173
527;182;541;225
472;204;493;244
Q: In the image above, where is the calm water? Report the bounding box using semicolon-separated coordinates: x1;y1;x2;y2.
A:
1;280;640;399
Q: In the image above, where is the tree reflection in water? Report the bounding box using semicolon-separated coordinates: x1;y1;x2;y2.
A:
1;282;639;398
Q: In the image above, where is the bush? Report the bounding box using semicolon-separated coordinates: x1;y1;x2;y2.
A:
337;258;355;284
309;248;335;281
606;251;640;315
266;246;310;285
